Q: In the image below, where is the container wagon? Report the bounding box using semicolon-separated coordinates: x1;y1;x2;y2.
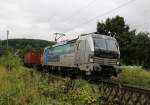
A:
24;51;42;69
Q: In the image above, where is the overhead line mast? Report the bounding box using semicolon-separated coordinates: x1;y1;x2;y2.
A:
6;30;9;48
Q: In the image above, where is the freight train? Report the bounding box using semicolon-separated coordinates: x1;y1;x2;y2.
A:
24;33;121;78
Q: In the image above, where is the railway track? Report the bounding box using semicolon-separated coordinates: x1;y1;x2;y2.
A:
97;80;150;105
38;69;150;105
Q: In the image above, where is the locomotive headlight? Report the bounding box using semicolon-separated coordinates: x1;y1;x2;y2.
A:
117;61;120;65
89;58;93;62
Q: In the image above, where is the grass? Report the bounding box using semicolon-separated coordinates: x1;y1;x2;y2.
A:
1;52;150;104
0;65;114;105
0;66;42;105
0;54;150;105
112;66;150;89
0;53;111;105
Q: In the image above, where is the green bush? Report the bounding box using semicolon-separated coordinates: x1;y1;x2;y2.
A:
0;52;21;70
112;66;150;88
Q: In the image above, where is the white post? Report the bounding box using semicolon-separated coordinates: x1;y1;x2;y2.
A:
6;30;9;48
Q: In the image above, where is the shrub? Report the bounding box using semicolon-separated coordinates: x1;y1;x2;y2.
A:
0;65;119;105
112;66;150;88
0;52;21;70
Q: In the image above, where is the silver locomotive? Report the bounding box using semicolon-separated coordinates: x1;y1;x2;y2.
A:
43;33;120;77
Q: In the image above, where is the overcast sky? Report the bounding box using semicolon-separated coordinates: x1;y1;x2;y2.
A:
0;0;150;41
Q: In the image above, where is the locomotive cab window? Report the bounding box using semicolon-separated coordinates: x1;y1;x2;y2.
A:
93;37;118;52
106;39;118;52
94;38;107;50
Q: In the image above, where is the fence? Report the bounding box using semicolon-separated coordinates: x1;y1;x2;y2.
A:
99;81;150;105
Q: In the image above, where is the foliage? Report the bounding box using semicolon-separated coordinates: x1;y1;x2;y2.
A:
0;52;21;70
0;65;119;105
112;66;150;88
97;16;129;38
132;32;150;67
0;39;55;57
97;15;150;68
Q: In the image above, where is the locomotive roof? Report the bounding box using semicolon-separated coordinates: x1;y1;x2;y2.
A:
80;33;116;40
92;34;116;40
52;33;116;47
52;38;77;47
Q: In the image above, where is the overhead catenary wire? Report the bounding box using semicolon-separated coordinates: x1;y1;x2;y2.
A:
144;9;150;14
133;22;150;32
64;0;138;34
136;23;149;28
128;9;150;30
133;20;150;28
63;0;97;22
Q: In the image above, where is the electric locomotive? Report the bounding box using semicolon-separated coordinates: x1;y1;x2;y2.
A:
42;33;120;77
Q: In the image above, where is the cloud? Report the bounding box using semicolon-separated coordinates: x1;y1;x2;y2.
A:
0;0;149;41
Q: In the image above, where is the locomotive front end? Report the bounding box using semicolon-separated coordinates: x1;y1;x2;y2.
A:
91;34;120;76
78;34;121;77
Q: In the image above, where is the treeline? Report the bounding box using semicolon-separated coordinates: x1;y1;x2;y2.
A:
0;39;54;58
0;39;55;56
97;16;150;68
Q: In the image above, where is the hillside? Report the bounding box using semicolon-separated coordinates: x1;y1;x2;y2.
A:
0;39;55;54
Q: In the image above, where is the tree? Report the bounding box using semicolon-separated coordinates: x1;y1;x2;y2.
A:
97;16;150;68
133;32;150;68
97;16;135;64
97;16;129;38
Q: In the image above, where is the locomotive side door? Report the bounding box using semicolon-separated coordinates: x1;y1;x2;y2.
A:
75;40;86;65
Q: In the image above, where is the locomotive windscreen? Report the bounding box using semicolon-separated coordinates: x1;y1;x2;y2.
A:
106;39;118;52
94;38;107;50
94;38;118;52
